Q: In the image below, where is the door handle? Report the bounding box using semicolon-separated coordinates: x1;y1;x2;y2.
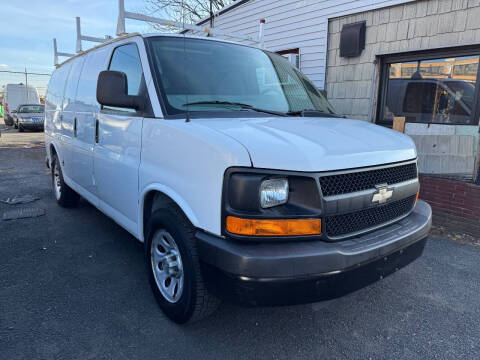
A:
73;117;77;137
95;118;99;143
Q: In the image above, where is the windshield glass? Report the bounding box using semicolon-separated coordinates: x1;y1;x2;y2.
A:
18;105;44;113
147;37;335;116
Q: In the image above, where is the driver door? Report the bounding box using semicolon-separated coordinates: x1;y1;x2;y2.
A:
93;41;146;236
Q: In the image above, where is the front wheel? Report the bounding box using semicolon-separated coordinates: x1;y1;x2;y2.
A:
51;154;79;207
146;208;220;324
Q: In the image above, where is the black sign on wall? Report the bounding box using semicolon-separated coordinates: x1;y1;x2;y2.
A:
340;21;366;57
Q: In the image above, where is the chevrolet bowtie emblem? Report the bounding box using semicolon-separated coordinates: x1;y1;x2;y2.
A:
372;185;393;204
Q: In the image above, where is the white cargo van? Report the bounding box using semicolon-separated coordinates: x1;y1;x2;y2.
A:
45;33;431;324
4;84;40;124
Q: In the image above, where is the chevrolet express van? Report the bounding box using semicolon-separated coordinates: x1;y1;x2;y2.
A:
45;33;432;324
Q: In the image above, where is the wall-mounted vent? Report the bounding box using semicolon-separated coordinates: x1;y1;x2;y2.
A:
340;21;366;58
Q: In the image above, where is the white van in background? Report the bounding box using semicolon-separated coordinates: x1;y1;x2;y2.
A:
45;33;431;324
4;84;40;124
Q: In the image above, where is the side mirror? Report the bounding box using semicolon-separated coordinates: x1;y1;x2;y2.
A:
12;110;17;114
96;70;143;110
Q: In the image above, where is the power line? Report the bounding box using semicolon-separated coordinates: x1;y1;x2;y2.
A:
0;70;51;76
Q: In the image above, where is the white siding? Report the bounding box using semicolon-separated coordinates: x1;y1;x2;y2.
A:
204;0;414;89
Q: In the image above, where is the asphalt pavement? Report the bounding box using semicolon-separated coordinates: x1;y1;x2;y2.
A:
1;121;480;360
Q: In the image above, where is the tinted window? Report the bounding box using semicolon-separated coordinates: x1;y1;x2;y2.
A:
380;55;479;125
108;43;143;96
18;105;44;113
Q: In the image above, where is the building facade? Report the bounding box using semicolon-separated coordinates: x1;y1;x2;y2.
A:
199;0;480;236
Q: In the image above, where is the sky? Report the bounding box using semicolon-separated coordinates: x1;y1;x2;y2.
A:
0;0;153;94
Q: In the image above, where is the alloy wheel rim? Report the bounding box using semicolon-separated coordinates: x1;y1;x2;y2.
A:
151;230;184;303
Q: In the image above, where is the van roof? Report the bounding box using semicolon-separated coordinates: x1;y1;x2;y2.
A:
56;32;255;68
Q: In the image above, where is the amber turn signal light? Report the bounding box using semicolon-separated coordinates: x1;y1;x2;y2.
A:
226;216;322;236
415;191;419;205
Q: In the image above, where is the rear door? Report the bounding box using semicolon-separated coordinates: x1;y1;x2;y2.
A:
69;47;111;200
45;63;71;154
94;40;146;235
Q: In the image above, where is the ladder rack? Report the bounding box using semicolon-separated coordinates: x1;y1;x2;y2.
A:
116;0;265;47
53;38;74;66
76;17;113;53
53;0;266;67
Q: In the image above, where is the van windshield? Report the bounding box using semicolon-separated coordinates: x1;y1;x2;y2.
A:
18;105;44;113
147;37;335;117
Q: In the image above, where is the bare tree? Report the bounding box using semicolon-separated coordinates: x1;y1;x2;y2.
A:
145;0;233;26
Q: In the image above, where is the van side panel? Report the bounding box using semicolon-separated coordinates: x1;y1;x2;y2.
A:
69;46;112;197
61;57;86;178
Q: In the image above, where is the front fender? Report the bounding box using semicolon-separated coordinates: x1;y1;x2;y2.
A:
138;183;200;242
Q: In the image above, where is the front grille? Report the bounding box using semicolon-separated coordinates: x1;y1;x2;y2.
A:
319;163;417;196
325;195;417;238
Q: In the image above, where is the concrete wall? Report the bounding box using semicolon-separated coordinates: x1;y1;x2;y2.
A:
326;0;480;121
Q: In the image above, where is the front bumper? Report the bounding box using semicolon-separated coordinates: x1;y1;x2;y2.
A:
196;200;432;306
19;122;44;130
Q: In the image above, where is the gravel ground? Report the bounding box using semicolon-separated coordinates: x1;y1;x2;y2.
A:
1;121;480;360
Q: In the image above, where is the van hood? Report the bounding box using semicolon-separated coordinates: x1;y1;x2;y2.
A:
194;117;417;172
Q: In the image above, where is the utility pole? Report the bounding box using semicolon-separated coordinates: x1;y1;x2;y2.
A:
25;68;29;103
210;0;213;29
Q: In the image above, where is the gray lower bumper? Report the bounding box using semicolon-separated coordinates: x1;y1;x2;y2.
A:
19;123;43;129
196;200;432;278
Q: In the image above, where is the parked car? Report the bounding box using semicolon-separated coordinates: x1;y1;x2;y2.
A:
4;109;16;126
14;104;45;132
4;84;40;126
45;34;432;324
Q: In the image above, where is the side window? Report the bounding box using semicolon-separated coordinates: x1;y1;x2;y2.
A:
109;43;143;96
63;57;85;111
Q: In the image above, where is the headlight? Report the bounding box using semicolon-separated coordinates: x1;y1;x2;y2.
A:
260;178;288;208
223;169;322;239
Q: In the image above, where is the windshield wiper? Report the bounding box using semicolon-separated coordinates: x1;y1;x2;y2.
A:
182;101;287;117
286;109;345;118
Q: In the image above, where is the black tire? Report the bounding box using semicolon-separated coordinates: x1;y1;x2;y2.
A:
51;153;80;208
146;207;220;324
18;126;23;132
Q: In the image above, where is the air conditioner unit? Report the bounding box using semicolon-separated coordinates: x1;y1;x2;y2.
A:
285;53;300;69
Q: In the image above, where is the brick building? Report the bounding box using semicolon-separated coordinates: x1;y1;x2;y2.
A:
198;0;479;236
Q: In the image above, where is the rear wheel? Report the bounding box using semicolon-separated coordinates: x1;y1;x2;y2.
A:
51;154;79;207
146;208;220;324
18;126;23;132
